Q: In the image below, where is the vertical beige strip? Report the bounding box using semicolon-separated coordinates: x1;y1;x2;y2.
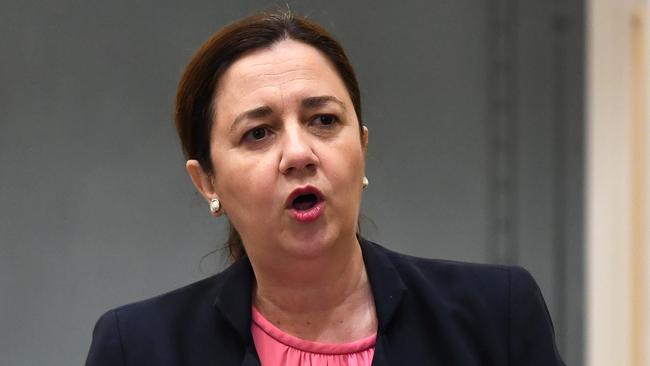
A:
630;7;648;366
587;1;637;365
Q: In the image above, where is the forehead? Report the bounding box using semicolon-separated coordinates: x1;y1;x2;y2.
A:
213;39;351;121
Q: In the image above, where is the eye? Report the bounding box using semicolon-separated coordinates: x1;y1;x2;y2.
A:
243;126;270;142
312;114;338;126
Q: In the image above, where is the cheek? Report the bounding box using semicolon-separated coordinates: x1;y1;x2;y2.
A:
213;155;279;213
324;140;365;198
332;138;365;175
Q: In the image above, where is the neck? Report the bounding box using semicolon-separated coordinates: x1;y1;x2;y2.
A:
250;236;376;342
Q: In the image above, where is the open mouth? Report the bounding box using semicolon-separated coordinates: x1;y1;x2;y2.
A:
291;193;320;211
285;186;325;222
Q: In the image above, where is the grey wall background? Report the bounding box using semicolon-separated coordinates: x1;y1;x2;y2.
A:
0;1;584;365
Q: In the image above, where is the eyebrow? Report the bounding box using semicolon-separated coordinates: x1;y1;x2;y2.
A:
301;95;346;111
230;106;273;133
229;95;346;133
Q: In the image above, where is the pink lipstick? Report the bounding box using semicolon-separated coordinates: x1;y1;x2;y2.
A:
286;186;325;223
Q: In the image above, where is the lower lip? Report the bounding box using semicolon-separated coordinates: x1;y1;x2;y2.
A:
289;201;325;223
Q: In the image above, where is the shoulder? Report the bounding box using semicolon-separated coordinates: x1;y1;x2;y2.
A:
362;239;545;328
89;273;221;341
108;272;222;325
365;239;531;296
86;271;230;366
362;240;565;365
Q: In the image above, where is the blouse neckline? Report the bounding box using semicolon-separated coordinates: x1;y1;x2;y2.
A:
251;306;377;355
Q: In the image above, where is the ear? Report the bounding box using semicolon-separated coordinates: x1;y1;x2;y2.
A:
186;160;217;202
361;126;369;153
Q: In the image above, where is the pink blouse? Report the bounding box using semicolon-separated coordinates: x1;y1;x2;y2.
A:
251;306;376;366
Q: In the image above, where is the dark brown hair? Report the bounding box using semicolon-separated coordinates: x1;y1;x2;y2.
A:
175;10;363;262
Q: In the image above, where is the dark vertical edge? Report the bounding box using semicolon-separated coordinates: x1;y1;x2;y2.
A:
551;0;585;364
485;0;520;265
506;0;519;265
565;0;586;364
551;0;568;354
485;0;498;264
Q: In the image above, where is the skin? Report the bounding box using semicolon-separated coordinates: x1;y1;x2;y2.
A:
186;39;376;342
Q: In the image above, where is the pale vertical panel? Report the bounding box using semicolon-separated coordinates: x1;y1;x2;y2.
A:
631;6;648;366
588;0;650;365
640;3;650;365
586;0;634;365
645;4;650;364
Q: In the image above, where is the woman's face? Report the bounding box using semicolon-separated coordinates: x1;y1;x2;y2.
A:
199;39;367;261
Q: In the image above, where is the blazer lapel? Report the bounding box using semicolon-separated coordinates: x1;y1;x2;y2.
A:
212;256;260;365
240;346;261;366
371;336;391;366
360;239;408;366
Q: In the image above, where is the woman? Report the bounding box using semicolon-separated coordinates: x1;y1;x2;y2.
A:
86;10;565;366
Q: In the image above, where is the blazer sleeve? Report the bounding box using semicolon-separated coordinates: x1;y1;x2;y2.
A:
509;266;566;366
85;309;126;366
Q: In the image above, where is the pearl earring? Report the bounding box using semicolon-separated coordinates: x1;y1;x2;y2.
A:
362;176;369;189
209;198;221;214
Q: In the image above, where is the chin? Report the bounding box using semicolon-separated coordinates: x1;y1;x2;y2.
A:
281;228;340;259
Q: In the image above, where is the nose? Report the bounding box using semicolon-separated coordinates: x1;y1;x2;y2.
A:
278;124;319;175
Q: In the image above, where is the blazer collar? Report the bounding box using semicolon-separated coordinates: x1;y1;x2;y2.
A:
359;238;407;333
212;238;408;346
212;254;255;345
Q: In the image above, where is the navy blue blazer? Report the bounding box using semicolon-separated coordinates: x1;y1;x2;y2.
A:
85;239;565;365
